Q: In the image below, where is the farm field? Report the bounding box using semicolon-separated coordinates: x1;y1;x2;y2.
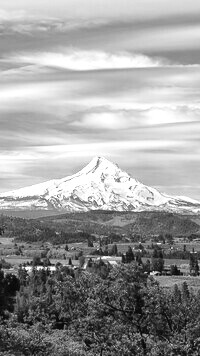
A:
154;275;200;291
1;236;200;278
3;256;79;267
0;237;14;245
2;255;191;269
0;238;195;266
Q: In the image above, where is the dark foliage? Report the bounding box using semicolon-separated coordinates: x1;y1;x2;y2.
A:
1;262;200;355
0;269;20;317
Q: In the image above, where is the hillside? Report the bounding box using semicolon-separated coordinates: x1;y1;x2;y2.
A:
40;210;200;237
0;211;200;244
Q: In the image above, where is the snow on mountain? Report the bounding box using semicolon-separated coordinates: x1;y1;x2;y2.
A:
0;156;200;214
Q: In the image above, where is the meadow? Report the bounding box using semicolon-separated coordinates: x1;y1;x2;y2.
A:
1;236;200;283
154;275;200;291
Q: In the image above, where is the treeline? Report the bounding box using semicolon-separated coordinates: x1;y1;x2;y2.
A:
1;213;200;247
1;263;200;355
0;215;126;245
0;268;20;317
0;215;94;244
1;213;200;245
142;244;200;261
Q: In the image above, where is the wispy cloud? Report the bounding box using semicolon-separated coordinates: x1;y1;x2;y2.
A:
1;2;200;199
132;25;200;53
0;9;27;21
0;9;108;35
5;50;166;71
72;106;200;130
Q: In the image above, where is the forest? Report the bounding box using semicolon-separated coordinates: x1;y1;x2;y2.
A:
1;261;200;355
1;212;200;245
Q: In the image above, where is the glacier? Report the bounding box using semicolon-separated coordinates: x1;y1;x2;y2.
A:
0;156;200;214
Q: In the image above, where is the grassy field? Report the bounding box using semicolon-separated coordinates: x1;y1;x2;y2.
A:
142;257;189;267
0;237;14;245
3;256;80;268
0;239;198;276
154;275;200;291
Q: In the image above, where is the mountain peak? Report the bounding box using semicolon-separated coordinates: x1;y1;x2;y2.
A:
88;156;107;166
79;156;118;175
0;157;200;214
89;156;115;167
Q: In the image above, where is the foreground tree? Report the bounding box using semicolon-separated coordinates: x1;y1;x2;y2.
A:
0;269;20;317
151;248;164;273
7;262;200;355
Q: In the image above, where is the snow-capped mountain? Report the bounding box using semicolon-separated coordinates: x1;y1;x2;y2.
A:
0;156;200;214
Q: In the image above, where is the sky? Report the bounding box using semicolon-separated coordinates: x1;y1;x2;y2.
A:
0;0;200;199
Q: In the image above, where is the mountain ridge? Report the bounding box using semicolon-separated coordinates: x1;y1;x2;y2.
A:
40;210;200;237
0;156;200;214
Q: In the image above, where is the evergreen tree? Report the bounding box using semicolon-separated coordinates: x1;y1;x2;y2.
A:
182;281;190;300
152;248;158;258
32;255;42;266
165;233;173;245
104;245;108;256
79;256;85;268
170;264;180;275
189;252;199;276
143;259;151;274
87;258;93;268
65;244;69;251
151;248;164;273
173;284;182;303
121;253;126;264
194;259;199;276
88;239;94;247
110;244;118;256
136;253;142;266
125;246;134;263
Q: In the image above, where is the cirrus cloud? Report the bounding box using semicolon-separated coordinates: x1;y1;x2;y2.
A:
6;50;166;71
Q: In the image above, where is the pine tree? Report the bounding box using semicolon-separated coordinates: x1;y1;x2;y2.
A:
189;252;199;276
110;244;118;256
88;239;94;247
173;284;182;303
143;259;151;273
194;259;199;276
151;248;164;273
104;245;108;256
126;246;134;263
181;281;190;300
136;253;142;266
65;244;69;251
121;254;126;264
152;248;158;258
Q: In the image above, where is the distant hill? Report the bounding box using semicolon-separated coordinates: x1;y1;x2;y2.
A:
40;210;200;237
0;210;63;219
0;211;200;243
